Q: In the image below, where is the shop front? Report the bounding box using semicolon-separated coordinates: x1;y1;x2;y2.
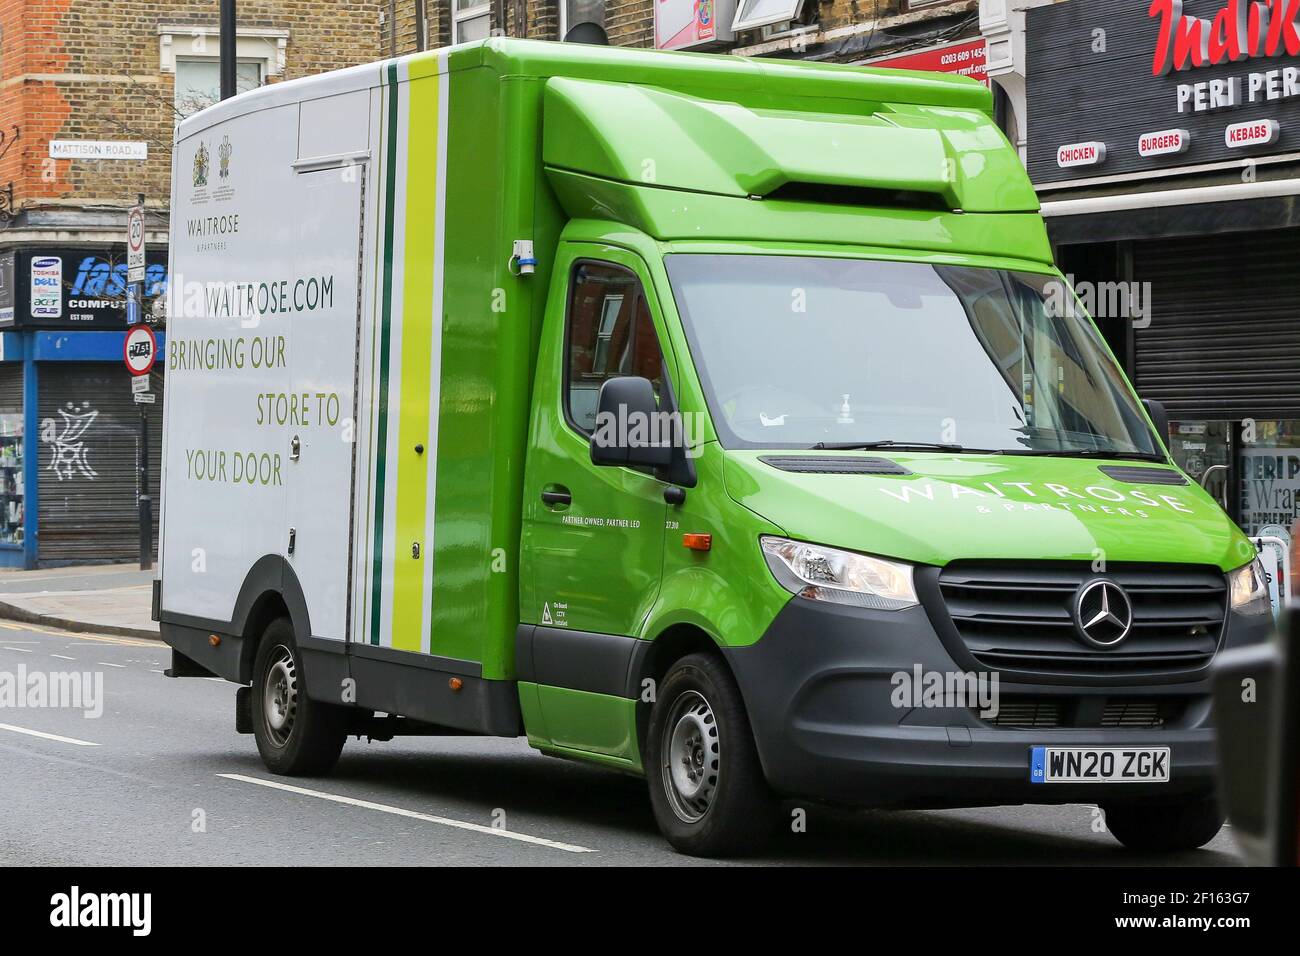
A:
0;246;165;568
1020;0;1300;565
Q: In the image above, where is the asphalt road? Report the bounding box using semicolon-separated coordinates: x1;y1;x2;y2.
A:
0;620;1243;867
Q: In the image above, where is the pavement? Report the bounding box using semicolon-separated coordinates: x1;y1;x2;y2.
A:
0;618;1244;866
0;564;158;640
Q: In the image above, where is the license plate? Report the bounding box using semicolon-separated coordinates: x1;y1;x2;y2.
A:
1029;746;1170;784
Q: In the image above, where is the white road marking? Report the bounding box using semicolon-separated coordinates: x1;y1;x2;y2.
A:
217;773;596;854
0;723;98;747
2;646;33;653
50;654;75;661
97;662;126;668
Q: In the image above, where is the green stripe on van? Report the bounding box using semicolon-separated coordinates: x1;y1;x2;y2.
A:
369;60;400;646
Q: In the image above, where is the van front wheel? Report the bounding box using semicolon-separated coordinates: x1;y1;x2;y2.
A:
251;618;348;775
646;653;776;857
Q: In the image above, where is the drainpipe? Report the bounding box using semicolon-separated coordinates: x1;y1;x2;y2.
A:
220;0;237;100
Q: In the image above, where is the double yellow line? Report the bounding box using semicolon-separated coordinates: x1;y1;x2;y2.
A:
0;620;159;648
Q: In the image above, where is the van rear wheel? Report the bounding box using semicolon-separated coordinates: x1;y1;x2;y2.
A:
251;618;348;775
1102;795;1225;852
646;653;776;857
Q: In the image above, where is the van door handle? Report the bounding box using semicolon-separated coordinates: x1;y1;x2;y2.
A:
541;486;572;507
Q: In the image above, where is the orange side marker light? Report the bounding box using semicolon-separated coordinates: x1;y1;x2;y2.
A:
682;533;712;552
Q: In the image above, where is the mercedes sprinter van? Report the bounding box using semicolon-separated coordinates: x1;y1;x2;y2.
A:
157;38;1272;856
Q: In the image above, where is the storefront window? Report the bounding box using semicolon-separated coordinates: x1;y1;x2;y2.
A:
1168;421;1233;511
1237;422;1300;539
0;413;23;546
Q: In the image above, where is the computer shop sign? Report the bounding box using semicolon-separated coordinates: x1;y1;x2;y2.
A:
1026;0;1300;185
0;250;168;331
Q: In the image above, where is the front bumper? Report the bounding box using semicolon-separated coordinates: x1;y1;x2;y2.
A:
723;596;1272;809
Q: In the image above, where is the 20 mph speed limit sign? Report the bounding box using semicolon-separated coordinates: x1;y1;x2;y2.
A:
127;204;146;285
124;324;157;376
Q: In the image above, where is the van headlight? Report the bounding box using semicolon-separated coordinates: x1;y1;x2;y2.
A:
1229;557;1271;616
760;536;918;610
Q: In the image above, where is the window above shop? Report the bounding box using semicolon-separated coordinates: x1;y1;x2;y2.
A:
453;0;491;43
173;59;262;118
158;24;287;119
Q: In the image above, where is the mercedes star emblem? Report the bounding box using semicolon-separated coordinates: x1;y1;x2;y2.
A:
1073;579;1134;648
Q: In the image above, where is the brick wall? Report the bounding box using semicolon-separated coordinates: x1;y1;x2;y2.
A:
390;0;456;52
606;0;653;47
1;0;76;210
509;0;558;39
1;0;392;221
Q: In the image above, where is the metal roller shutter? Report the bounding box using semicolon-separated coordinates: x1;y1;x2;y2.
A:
0;364;22;408
37;362;162;565
1132;228;1300;421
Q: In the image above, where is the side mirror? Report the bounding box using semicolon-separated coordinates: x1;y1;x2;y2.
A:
1143;398;1170;449
590;376;673;469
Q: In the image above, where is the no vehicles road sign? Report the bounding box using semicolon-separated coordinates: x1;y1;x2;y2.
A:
124;324;157;376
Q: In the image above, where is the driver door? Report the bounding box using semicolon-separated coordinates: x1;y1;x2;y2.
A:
521;245;674;640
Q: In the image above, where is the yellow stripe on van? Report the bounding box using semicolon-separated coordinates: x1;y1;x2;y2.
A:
389;70;440;652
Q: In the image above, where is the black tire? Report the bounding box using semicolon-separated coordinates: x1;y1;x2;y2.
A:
1102;795;1225;852
645;653;777;857
250;618;349;775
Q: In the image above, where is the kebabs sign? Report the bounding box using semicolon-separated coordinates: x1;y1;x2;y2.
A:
1028;0;1300;183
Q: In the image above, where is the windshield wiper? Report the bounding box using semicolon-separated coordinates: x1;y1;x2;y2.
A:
1001;448;1168;462
810;440;971;453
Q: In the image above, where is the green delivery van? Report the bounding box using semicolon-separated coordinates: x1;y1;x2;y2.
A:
158;37;1273;856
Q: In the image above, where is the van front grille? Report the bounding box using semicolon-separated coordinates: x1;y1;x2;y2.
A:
979;696;1188;728
1101;699;1169;728
984;699;1063;728
936;562;1226;679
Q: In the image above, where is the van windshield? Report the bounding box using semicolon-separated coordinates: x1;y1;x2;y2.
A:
664;254;1163;458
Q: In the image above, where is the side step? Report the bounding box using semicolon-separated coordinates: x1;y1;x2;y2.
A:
232;685;474;739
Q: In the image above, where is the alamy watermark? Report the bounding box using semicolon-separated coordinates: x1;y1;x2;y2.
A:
0;666;103;718
50;887;151;936
891;664;1000;719
1044;276;1153;329
591;404;706;459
